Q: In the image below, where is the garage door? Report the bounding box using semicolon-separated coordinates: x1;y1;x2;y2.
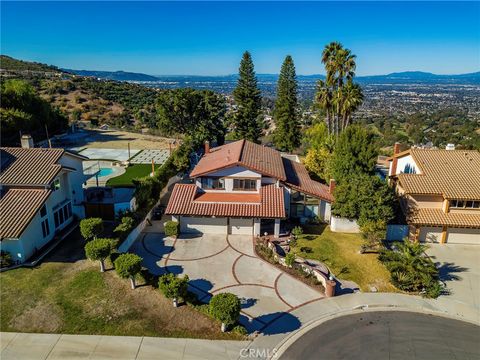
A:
229;218;253;235
180;216;227;234
418;227;443;243
446;228;480;244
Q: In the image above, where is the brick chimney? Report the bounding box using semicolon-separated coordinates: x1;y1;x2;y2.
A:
390;142;402;176
21;134;34;149
329;179;336;194
204;141;210;154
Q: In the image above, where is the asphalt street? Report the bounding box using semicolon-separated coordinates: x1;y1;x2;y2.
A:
280;311;480;360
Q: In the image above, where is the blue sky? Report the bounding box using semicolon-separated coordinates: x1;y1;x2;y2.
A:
1;1;479;75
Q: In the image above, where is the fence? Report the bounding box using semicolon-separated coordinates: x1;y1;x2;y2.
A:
386;224;409;241
330;216;360;233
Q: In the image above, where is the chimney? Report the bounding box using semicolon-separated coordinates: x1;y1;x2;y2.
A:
329;179;336;194
21;135;34;149
390;142;401;176
204;141;210;154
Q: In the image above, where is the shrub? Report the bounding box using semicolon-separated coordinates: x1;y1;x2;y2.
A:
360;219;387;252
114;216;135;239
232;325;248;336
379;241;441;298
291;226;303;238
85;238;116;272
80;218;104;241
158;273;190;307
114;253;143;289
300;246;313;253
285;252;296;267
164;221;179;238
209;293;241;332
0;250;12;268
289;237;297;247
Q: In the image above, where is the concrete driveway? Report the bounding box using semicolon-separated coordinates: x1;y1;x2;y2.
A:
131;233;323;332
427;244;480;312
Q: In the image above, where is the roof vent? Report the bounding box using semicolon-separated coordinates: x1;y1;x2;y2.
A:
445;143;455;150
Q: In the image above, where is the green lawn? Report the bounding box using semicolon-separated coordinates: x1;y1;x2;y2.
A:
291;225;396;292
106;164;159;187
0;231;241;339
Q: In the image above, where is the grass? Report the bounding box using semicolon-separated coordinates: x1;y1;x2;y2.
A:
106;164;160;187
291;225;396;292
0;230;242;339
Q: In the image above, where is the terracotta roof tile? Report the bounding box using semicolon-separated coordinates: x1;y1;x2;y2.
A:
409;208;480;228
165;184;285;218
396;149;480;199
0;147;64;186
282;158;334;202
190;140;286;180
0;189;51;239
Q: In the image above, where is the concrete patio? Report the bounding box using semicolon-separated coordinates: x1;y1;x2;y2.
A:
131;233;323;333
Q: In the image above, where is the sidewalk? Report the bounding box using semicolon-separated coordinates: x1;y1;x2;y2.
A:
246;292;480;359
0;332;248;360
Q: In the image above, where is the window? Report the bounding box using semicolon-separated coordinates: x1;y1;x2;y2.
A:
201;177;225;190
450;199;480;209
233;179;257;191
40;205;47;218
473;201;480;209
41;219;50;238
53;201;72;229
53;178;61;191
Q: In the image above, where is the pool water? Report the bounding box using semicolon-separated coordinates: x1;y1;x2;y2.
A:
97;168;115;177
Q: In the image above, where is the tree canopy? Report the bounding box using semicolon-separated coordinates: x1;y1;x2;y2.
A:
156;88;226;147
0;79;68;146
329;125;378;183
273;55;301;152
232;51;263;143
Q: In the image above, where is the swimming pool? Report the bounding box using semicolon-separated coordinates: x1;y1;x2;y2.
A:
97;167;116;177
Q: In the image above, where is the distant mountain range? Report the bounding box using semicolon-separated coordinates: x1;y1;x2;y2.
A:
64;68;480;84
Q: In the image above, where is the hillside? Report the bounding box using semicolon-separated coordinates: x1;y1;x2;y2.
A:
0;55;63;73
63;69;159;82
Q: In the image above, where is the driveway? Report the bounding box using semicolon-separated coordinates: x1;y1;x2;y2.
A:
131;233;323;332
427;244;480;312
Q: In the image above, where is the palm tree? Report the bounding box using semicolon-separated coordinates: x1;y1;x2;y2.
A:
340;81;364;130
315;80;333;134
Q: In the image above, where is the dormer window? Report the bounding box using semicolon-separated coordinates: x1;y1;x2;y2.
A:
451;199;480;209
233;179;257;191
201;177;225;190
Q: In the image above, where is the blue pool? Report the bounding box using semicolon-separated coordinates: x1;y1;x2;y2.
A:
97;168;115;177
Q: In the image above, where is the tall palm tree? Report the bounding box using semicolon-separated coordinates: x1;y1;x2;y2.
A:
315;80;333;134
340;81;364;130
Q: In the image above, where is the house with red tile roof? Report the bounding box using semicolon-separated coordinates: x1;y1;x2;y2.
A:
0;136;88;263
388;143;480;244
166;139;334;237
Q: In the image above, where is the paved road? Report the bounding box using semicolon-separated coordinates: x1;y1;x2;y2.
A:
280;311;480;360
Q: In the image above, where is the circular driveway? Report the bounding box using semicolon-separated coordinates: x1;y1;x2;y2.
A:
132;232;324;332
280;311;480;360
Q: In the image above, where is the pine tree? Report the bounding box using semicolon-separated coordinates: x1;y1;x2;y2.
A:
232;51;262;143
273;55;300;152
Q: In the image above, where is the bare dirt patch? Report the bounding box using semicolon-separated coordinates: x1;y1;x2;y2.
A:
10;302;63;333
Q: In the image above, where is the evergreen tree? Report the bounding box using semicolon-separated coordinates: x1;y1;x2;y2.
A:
273;55;301;152
232;51;262;143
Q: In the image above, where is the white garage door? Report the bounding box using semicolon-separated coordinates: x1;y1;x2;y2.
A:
229;218;253;235
446;228;480;244
418;227;443;243
180;216;228;234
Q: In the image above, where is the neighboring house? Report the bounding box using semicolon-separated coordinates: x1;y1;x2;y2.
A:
0;138;88;263
165;140;334;237
388;143;480;244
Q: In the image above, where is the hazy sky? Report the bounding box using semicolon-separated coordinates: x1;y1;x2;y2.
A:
2;1;479;75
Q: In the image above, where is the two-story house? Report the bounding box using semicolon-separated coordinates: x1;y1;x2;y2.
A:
0;136;88;263
388;143;480;244
165;139;334;238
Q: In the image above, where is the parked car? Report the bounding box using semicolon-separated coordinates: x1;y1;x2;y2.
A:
152;205;166;220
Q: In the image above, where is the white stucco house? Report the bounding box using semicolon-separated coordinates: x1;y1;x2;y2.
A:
165;140;334;238
0;139;88;263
